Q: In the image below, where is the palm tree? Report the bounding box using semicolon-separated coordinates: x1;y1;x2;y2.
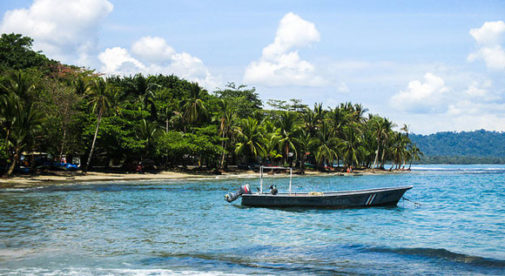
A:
372;117;395;169
327;106;347;139
0;70;41;176
390;132;410;169
379;119;396;169
136;119;160;160
294;129;312;173
83;78;115;174
215;99;237;169
408;144;423;169
302;107;318;137
262;128;282;165
352;103;368;123
0;93;18;158
234;117;265;163
5;101;44;176
277;112;301;166
310;121;339;171
125;74;159;119
183;82;208;125
340;124;365;169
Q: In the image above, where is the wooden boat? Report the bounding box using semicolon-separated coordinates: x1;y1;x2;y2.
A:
226;166;412;208
242;186;412;208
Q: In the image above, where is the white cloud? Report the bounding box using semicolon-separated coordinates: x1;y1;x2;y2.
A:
0;0;113;65
464;80;497;100
98;36;218;89
468;46;505;70
468;21;505;70
469;21;505;46
98;47;146;75
390;73;449;113
244;12;325;87
131;36;175;64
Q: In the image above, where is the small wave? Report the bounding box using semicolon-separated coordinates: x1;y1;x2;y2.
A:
0;267;247;275
412;167;502;171
368;247;505;268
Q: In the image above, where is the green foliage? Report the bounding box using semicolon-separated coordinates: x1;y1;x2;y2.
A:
0;34;421;175
0;33;55;71
411;130;505;164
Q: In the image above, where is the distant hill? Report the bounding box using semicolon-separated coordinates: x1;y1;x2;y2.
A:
410;130;505;164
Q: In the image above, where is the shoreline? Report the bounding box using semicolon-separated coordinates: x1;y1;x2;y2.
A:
0;169;406;188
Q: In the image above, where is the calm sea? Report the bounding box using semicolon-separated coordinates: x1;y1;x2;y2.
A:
1;165;504;275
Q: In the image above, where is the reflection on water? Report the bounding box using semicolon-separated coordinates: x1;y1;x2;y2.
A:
1;165;505;275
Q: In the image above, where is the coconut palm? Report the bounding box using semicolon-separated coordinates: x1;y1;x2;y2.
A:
215;99;237;169
339;124;365;169
262;129;282;165
0;92;18;157
234;117;265;163
294;129;312;174
0;70;41;176
310;121;339;171
83;78;116;174
372;117;395;169
183;82;208;125
136;119;160;160
125;74;159;119
277;112;301;166
390;132;410;169
5;101;44;176
379;119;396;169
408;144;423;169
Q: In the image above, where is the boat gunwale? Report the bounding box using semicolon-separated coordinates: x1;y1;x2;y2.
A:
241;185;413;198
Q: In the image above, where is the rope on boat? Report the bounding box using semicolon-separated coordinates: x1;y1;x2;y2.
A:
402;196;421;207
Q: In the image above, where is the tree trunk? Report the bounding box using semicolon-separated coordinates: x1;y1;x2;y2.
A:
372;143;380;169
300;154;306;174
219;129;226;170
380;143;386;169
5;146;20;177
285;143;289;166
83;108;103;174
165;118;169;133
59;128;67;161
4;128;10;158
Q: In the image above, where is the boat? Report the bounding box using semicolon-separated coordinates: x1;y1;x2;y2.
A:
225;166;412;208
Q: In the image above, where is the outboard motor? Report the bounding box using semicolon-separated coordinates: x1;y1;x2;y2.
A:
225;184;251;202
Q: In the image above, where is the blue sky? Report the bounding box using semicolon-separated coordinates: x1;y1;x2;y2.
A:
1;0;505;134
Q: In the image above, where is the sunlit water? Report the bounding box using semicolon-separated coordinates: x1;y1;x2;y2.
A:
1;165;505;275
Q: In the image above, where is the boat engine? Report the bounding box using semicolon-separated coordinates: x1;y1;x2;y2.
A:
225;184;251;202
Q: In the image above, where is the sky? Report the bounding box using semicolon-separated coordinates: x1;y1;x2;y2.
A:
1;0;504;134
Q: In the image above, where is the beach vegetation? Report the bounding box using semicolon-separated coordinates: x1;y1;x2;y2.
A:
0;34;426;175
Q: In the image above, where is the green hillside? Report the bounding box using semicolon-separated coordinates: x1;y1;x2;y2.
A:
410;130;505;164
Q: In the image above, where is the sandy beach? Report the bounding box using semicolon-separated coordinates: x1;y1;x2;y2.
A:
0;168;405;188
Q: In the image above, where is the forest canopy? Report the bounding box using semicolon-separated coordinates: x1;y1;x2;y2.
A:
410;130;505;164
0;33;424;176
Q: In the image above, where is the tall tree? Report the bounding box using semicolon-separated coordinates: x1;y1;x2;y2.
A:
5;101;44;176
234;117;265;163
340;124;365;169
215;99;237;169
310;121;339;170
83;78;115;173
277;112;301;166
183;82;208;125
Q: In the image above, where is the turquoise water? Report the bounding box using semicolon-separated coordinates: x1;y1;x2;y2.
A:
1;165;505;275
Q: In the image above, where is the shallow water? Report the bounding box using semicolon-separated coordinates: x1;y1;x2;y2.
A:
1;165;504;275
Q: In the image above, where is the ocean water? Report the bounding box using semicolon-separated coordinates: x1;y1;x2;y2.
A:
1;165;504;275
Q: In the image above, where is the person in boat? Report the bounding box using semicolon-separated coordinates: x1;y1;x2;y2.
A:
269;184;278;195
